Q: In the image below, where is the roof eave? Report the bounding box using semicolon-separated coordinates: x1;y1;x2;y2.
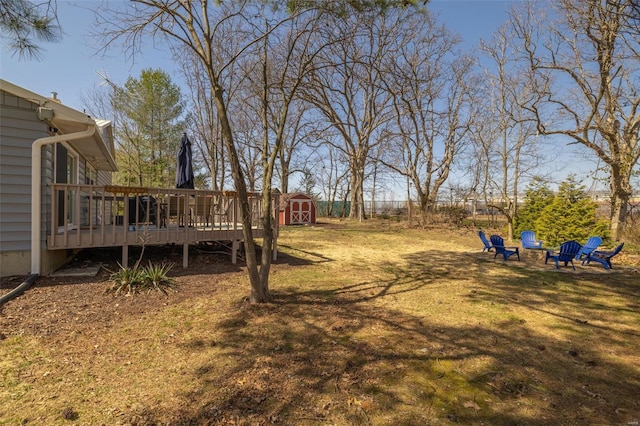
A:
0;79;118;171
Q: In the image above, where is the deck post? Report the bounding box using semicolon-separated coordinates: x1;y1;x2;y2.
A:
122;245;128;268
183;243;189;268
231;240;239;264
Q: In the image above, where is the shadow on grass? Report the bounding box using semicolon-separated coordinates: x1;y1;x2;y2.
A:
5;243;319;291
122;249;640;425
276;243;335;265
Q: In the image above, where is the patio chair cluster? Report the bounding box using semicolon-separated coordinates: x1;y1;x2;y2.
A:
535;233;624;271
477;231;520;261
477;230;624;270
166;194;234;228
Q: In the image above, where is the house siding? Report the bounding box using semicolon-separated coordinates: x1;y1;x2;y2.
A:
0;90;88;277
0;89;50;276
96;170;112;187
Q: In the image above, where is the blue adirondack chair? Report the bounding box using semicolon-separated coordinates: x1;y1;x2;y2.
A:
478;230;493;252
545;240;582;270
521;230;543;249
489;235;520;261
582;243;624;270
575;236;602;261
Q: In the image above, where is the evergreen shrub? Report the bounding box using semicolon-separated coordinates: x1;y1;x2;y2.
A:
515;176;610;248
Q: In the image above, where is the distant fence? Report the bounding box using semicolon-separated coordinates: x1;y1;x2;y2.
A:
316;201;351;217
316;200;412;217
316;200;491;218
315;196;638;219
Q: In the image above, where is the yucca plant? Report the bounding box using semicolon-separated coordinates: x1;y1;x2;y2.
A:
106;232;176;295
141;261;176;295
108;263;146;295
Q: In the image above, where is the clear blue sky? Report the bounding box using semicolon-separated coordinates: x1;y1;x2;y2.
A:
1;0;515;111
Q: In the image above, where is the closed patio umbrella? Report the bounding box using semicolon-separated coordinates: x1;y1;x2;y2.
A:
176;133;194;189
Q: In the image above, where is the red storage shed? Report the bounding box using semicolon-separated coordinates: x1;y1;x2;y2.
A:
278;193;316;225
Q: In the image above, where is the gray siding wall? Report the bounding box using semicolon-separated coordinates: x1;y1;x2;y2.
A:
0;90;49;253
1;89;113;276
94;166;113;226
96;169;112;187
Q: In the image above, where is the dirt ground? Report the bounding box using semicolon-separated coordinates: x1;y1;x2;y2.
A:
0;244;309;425
1;242;282;338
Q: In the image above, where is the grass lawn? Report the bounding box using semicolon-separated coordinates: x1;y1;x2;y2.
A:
1;219;639;425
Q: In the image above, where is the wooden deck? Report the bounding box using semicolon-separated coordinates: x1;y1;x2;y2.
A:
49;223;252;249
47;184;278;268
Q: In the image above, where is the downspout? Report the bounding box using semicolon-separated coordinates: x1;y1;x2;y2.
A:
0;274;38;307
31;125;96;275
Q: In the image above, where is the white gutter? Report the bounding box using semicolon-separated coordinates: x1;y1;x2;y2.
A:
31;125;96;275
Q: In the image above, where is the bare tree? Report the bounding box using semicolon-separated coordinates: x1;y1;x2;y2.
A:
475;23;542;240
462;96;496;219
178;49;228;191
81;82;113;122
274;101;318;194
314;140;351;217
96;1;336;302
300;9;401;221
236;28;321;195
512;0;640;240
378;11;474;224
96;1;319;302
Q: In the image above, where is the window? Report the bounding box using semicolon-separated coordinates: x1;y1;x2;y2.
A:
85;161;97;185
54;143;79;227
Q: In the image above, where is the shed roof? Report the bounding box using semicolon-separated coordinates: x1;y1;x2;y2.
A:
279;192;314;210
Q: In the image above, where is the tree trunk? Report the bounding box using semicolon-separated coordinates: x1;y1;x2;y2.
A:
259;189;276;296
212;85;269;303
610;191;630;241
507;201;515;241
348;156;367;221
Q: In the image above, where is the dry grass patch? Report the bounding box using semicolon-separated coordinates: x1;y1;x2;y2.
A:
1;219;639;425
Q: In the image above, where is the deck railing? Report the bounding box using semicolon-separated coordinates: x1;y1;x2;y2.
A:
46;184;277;263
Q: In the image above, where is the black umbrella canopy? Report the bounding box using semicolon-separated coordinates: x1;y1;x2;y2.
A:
176;133;195;189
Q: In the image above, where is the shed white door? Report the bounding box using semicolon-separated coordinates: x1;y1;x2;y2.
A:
290;200;311;224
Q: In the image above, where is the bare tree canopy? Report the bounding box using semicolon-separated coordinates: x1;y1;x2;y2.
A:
512;0;640;240
94;0;334;303
377;10;474;223
301;8;412;220
470;22;543;240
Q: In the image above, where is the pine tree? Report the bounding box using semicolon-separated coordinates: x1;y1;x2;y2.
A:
534;176;609;247
112;69;186;188
514;177;554;236
0;0;61;60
